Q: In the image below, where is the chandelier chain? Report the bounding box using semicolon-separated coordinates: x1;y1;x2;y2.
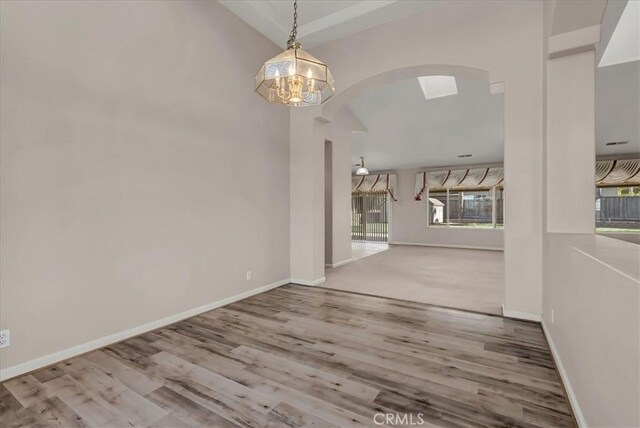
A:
287;0;298;48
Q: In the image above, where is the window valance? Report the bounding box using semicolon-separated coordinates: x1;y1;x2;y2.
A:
413;159;639;200
596;159;640;186
414;167;504;200
352;174;397;200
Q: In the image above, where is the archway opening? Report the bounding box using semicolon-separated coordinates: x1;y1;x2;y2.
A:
321;64;506;315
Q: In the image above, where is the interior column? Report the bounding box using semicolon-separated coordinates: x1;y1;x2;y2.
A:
289;107;326;285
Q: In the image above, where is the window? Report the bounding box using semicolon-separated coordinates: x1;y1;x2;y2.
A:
427;187;503;229
449;190;493;228
595;185;640;233
428;191;447;226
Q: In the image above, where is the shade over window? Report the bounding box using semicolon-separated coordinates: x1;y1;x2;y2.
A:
352;174;397;200
414;167;504;200
596;159;640;185
413;159;640;201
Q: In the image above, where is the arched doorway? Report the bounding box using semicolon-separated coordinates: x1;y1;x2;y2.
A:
317;65;506;314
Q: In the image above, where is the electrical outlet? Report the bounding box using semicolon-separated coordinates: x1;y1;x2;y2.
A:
246;270;252;281
0;329;10;348
551;308;555;324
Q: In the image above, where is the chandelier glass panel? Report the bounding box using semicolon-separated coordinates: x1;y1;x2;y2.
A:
255;0;335;107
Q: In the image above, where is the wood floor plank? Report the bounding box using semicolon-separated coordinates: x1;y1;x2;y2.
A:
3;375;50;408
267;402;336;428
0;383;23;421
0;284;575;427
44;374;134;427
163;378;284;427
30;366;65;384
147;344;376;427
83;349;164;396
59;357;168;426
0;396;89;428
146;386;240;428
313;340;481;394
151;351;281;422
148;413;192;428
330;352;525;421
231;345;381;402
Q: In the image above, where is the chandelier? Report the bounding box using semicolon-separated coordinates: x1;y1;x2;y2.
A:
255;0;335;107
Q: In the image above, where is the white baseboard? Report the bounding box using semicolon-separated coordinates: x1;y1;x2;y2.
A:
290;277;326;286
325;259;353;268
389;241;503;251
541;319;586;427
502;305;542;322
0;278;290;381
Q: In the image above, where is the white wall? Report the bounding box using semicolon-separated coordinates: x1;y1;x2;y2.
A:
543;234;640;427
0;1;290;372
390;169;503;250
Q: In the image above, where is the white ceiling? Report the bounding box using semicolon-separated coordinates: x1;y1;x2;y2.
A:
348;77;504;172
218;0;439;49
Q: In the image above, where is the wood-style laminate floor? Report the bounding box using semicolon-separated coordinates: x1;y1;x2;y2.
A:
0;285;575;427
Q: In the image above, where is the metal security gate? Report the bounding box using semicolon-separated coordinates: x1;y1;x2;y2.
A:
351;191;389;242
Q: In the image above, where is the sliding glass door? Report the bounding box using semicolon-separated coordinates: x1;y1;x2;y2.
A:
351;191;389;242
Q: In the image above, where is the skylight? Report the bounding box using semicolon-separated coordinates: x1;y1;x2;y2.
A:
599;0;640;67
417;76;458;100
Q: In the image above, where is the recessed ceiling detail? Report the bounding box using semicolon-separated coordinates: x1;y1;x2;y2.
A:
219;0;440;49
418;76;458;100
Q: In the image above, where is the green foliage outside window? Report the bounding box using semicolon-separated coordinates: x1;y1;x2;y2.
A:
618;187;640;196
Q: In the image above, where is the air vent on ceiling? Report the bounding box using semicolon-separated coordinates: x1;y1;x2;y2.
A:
605;141;629;146
457;154;473;158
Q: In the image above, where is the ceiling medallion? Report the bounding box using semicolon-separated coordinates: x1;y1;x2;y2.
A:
255;0;335;107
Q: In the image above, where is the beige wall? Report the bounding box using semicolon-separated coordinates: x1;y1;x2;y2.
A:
0;1;290;371
390;169;504;250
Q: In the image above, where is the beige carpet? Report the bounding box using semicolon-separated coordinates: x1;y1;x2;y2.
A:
324;244;504;315
351;242;389;260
